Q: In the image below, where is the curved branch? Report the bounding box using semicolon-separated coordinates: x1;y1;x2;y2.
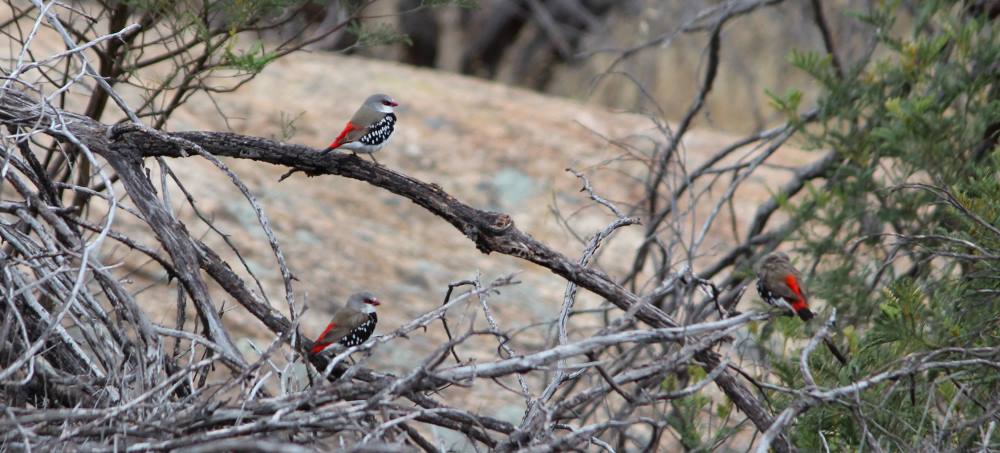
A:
0;88;792;452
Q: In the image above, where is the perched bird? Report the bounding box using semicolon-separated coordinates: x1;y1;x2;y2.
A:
326;93;399;163
754;252;848;364
310;291;381;355
755;252;814;321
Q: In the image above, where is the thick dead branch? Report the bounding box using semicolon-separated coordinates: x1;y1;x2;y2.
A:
1;87;791;451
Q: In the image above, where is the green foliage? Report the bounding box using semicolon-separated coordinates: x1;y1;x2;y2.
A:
222;41;278;72
764;1;999;449
665;394;709;451
789;49;838;87
864;279;929;354
212;1;311;73
659;366;744;451
765;87;804;121
347;22;413;49
219;0;297;28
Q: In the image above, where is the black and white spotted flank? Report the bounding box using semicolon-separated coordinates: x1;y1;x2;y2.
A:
756;279;792;311
338;312;377;347
359;113;396;146
756;279;812;320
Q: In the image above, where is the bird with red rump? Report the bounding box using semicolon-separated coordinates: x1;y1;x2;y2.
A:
755;252;815;321
755;252;848;364
326;93;398;164
310;291;381;355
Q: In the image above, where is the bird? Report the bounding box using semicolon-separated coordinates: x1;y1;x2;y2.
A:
310;291;381;355
325;93;399;164
754;252;814;321
755;252;848;365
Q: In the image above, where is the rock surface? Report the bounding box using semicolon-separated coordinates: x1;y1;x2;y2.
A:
123;52;812;377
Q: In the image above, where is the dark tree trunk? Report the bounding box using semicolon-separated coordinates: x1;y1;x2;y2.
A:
460;1;531;78
399;0;440;67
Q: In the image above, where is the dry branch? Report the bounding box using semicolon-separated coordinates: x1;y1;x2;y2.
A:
1;86;792;451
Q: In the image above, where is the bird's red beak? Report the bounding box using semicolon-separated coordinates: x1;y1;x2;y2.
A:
389;101;399;107
367;299;381;306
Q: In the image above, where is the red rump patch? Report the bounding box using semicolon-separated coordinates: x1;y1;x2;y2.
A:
328;122;357;149
310;322;337;355
783;274;809;312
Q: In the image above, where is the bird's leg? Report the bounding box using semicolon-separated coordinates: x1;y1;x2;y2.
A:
367;154;380;165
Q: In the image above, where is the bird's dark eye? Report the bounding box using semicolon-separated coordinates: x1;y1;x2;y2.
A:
382;100;392;106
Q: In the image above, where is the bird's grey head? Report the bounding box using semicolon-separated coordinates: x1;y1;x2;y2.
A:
365;93;398;113
346;291;381;314
755;252;791;274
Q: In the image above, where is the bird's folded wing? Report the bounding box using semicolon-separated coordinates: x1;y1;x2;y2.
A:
768;271;807;301
318;310;370;344
341;126;368;144
342;108;385;143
